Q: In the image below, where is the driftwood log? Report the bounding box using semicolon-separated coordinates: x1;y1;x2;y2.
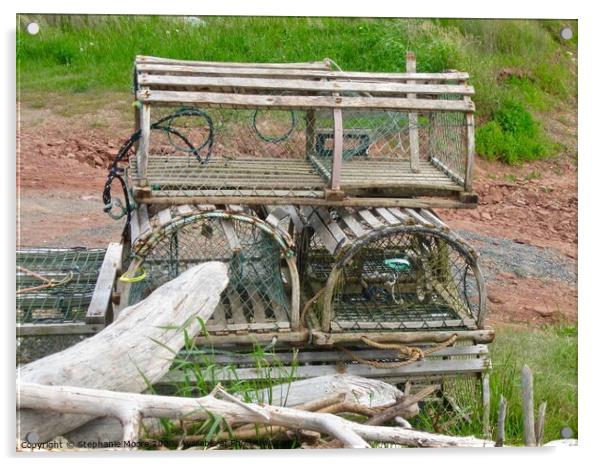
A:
18;383;496;449
16;262;230;443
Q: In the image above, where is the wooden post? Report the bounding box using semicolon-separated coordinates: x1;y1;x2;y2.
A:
495;395;506;447
136;87;151;186
535;401;547;446
464;110;475;192
406;52;420;173
521;365;536;446
330;107;343;191
482;373;491;440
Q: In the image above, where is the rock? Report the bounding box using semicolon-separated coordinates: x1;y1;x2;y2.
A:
526;305;554;317
487;292;503;304
481;212;492;221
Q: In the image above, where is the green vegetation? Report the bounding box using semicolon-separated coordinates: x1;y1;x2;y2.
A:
146;322;577;448
16;15;577;164
415;324;578;445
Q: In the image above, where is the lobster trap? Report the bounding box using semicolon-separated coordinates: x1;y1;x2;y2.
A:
265;206;487;344
124;54;477;209
16;246;121;363
120;204;302;337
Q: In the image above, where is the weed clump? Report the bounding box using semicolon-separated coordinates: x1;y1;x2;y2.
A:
476;100;558;164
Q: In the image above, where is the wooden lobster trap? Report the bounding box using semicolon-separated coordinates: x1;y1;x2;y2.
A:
118;204;305;344
16;246;121;363
125;53;477;210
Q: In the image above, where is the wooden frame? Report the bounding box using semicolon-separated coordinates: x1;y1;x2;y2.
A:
131;55;477;206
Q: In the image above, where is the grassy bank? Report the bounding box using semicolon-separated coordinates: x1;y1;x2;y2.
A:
17;15;577;163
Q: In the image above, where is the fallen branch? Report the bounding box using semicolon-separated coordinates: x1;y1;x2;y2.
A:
18;383;496;449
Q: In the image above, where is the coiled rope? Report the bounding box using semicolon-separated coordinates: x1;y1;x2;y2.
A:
102;108;214;227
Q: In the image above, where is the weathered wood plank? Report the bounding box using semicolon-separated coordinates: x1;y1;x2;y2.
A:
375;207;401;225
85;243;123;325
138;74;476;96
137;63;470;82
219;219;242;252
17;322;103;337
406;52;420;173
157;208;172;227
338;208;368;238
358;209;384;229
162;357;488;383
136;55;331;70
137;90;476;112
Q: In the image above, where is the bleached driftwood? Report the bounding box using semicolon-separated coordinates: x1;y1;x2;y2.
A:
18;383;496;449
247;374;405;409
17;262;229;443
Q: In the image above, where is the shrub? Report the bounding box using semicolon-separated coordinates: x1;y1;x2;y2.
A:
476;100;557;164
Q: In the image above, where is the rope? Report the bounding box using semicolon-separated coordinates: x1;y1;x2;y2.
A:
16;266;74;295
336;334;458;369
102;108;214;228
252;108;297;143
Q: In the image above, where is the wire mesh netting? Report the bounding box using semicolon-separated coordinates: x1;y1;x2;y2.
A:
17;247;105;323
16;247;106;364
127;214;292;331
299;226;482;332
122;104;467;199
310;107;467;188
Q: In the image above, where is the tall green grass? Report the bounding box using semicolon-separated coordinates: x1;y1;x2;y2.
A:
414;324;578;445
17;15;577;163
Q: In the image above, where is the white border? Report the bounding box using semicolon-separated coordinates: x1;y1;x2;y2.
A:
2;1;597;465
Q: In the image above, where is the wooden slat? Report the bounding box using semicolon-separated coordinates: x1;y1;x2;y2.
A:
85;243;122;325
357;209;383;229
248;291;268;324
135;100;151;182
226;291;248;324
157;208;172;227
163;358;488;383
388;207;411;222
403;208;430;225
138;74;476;96
137;55;331;70
138;90;476;112
138;205;151;236
337;208;368;238
129;208;141;246
315;207;350;248
331;318;477;331
208;302;227;329
375;207;400;225
219;219;242;252
407;52;420;173
302;207;339;255
175;345;489;366
177;204;194;216
137;63;470;82
17;322;103;337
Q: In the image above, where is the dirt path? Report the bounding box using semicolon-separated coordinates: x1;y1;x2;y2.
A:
16;97;578;327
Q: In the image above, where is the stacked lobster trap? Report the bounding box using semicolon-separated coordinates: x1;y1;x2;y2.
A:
17;54;493;390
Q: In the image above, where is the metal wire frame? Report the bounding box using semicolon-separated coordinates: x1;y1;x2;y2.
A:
311;225;487;333
123;210;301;331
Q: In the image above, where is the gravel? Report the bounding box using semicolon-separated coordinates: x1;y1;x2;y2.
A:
457;229;577;286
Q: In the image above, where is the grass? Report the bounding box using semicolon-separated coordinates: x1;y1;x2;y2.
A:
145;320;577;449
17;15;577;164
414;324;578;445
